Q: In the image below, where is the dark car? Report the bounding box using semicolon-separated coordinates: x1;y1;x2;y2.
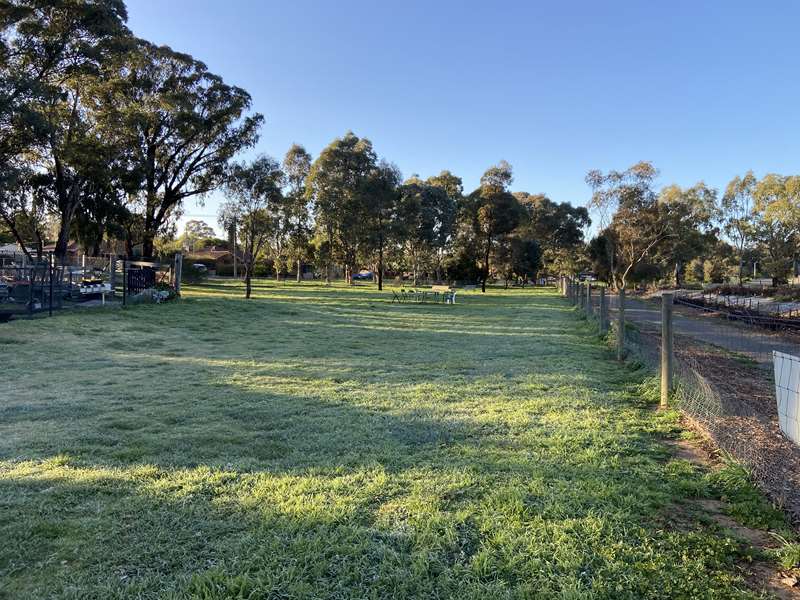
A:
352;271;373;281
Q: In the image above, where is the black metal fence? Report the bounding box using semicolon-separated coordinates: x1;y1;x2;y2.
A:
0;252;181;320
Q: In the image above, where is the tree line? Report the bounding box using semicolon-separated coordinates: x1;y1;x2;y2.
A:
585;162;800;289
0;0;591;297
212;138;589;297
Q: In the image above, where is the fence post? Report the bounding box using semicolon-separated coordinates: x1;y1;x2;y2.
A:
599;287;607;334
48;253;54;317
586;283;593;317
122;259;127;307
617;287;625;361
661;292;674;408
110;257;117;293
174;252;183;295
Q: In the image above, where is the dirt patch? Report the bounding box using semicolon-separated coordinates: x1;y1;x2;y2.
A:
659;427;800;597
745;562;800;600
696;498;777;548
663;432;719;468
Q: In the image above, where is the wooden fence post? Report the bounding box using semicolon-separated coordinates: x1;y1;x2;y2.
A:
174;252;183;295
617;287;625;361
661;292;674;408
599;287;607;334
586;283;593;317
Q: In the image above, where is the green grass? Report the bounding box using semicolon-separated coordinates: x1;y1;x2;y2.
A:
0;281;785;598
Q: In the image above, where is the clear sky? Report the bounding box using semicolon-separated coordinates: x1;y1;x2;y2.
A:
125;0;800;236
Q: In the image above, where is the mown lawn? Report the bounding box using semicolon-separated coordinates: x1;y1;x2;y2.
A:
0;281;786;598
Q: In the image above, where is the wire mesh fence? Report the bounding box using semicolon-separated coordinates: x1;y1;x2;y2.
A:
0;252;182;321
560;277;800;523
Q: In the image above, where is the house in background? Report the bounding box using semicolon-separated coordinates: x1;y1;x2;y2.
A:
185;246;239;274
42;241;81;263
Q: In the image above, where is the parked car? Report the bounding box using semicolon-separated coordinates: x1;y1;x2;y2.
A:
352;270;373;281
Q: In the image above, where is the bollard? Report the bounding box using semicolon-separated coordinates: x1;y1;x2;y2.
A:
661;292;674;407
599;287;607;334
617;287;625;361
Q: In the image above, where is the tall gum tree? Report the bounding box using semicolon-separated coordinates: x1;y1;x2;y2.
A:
100;40;262;257
465;161;522;293
282;144;313;282
0;0;130;260
219;156;283;299
306;132;376;284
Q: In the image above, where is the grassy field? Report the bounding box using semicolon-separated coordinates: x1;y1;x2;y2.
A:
0;281;792;598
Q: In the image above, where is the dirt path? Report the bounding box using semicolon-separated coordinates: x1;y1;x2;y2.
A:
613;296;800;368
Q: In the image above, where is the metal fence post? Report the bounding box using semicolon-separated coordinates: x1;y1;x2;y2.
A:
599;287;607;334
122;259;127;307
110;257;117;293
617;287;625;361
661;292;674;408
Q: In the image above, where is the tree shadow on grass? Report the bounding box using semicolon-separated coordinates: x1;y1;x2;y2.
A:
2;287;719;597
0;397;686;599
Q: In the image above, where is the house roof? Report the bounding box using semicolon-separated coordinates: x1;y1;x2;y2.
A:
42;240;80;253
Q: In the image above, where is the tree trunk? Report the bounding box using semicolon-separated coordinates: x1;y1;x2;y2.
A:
54;217;71;263
481;236;491;293
738;253;744;285
245;269;252;299
142;234;155;259
0;214;34;261
378;237;384;291
296;259;302;283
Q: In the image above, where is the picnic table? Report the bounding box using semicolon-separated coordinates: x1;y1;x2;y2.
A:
391;285;457;304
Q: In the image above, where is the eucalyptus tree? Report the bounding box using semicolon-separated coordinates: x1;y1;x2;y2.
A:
514;192;589;275
306;132;377;283
465;161;524;292
363;160;401;290
282;144;313;282
0;0;130;259
219;157;283;298
586;162;668;289
100;40;263;257
397;177;454;286
752;174;800;285
424;171;459;280
721;172;757;284
656;183;718;286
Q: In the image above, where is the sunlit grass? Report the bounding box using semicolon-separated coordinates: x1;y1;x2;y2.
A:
0;280;783;598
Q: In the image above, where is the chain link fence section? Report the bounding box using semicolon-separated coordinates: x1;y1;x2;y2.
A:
560;277;800;524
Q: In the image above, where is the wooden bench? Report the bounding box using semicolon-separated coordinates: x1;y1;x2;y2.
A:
431;285;456;304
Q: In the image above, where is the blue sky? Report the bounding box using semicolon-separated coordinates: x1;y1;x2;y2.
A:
126;0;800;236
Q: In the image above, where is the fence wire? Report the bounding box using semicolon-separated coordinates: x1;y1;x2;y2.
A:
561;278;800;523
